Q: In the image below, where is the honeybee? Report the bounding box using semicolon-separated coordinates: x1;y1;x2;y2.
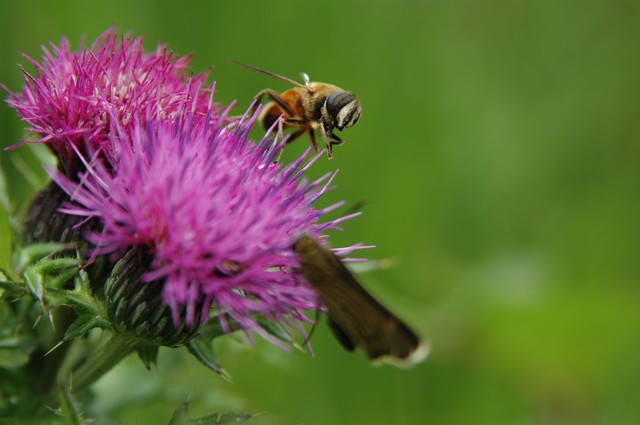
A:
293;235;427;367
233;61;362;159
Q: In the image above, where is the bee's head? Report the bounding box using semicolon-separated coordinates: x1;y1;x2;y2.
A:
324;92;361;131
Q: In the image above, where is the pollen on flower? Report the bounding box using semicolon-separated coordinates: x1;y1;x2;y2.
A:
51;97;363;344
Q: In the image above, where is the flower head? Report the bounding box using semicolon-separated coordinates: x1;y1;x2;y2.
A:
4;26;216;175
51;98;362;342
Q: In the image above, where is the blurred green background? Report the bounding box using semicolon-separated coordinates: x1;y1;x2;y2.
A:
2;1;639;424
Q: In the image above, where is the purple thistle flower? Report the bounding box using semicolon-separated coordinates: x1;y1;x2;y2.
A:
4;26;216;175
50;98;363;343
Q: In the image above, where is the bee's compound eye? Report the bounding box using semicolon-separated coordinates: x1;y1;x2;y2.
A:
326;92;355;117
326;92;361;130
327;93;361;131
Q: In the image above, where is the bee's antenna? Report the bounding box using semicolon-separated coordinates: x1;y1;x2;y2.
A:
231;61;307;88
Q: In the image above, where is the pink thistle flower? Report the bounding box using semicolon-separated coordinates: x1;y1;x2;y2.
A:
51;101;363;344
4;26;216;175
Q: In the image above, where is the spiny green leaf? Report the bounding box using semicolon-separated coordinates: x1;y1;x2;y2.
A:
0;279;30;298
57;383;83;425
64;314;109;341
187;335;232;382
50;268;82;290
256;317;294;344
168;402;254;425
22;268;45;303
136;345;159;370
198;314;236;340
16;242;71;272
21;256;80;303
29;256;79;277
44;287;103;315
169;402;191;425
191;412;255;425
74;267;91;293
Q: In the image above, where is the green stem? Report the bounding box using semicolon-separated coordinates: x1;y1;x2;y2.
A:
70;331;142;393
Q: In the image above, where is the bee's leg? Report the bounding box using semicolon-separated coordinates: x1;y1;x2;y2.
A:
280;118;308;145
318;125;334;159
307;129;319;151
253;89;296;116
282;118;307;126
285;127;307;145
230;89;293;123
328;132;345;153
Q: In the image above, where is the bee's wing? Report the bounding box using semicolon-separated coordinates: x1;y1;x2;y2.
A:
232;61;308;88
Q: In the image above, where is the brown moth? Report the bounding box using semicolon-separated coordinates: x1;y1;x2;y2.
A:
293;235;427;367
